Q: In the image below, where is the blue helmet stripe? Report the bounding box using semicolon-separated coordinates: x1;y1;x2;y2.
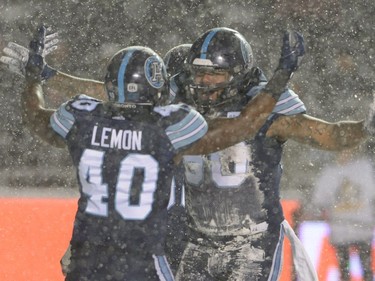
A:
200;28;219;59
118;50;135;103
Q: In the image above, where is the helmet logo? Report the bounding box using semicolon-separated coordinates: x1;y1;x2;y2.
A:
127;83;138;92
145;56;164;89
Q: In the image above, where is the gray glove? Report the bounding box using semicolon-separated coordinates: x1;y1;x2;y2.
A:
0;28;58;78
277;30;305;74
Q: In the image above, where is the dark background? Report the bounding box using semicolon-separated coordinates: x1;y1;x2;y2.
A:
0;0;374;202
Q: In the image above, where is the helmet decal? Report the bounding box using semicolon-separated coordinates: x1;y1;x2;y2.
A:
145;56;165;89
117;50;135;103
192;58;214;66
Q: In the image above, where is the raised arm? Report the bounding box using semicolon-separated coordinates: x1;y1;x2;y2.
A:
268;113;366;151
1;34;106;100
46;70;106;99
21;26;65;148
21;82;64;147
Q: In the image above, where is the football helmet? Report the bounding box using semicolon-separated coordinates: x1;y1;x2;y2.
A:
185;27;254;113
104;46;168;105
163;44;192;77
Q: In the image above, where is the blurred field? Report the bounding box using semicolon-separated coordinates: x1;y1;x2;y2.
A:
0;196;77;281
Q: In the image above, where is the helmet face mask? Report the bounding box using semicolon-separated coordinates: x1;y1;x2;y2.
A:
104;46;168;106
187;66;232;109
185;27;253;114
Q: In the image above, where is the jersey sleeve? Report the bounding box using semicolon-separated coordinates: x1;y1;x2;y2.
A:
50;94;102;139
155;104;208;151
50;100;76;139
247;85;306;116
273;89;306;115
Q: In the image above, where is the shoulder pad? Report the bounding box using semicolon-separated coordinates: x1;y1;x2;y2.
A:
50;95;103;139
240;67;267;97
155;103;207;150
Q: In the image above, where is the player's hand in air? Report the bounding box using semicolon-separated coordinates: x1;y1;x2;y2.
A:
277;30;305;74
25;24;58;82
0;25;58;80
265;30;305;98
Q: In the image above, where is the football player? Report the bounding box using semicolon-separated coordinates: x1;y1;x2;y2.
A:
171;27;366;281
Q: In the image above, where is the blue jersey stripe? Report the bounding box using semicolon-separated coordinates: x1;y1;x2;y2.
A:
273;89;306;115
277;102;306;115
50;113;69;138
171;121;207;150
153;255;174;281
118;50;135;103
50;103;75;139
167;109;200;133
166;110;208;150
200;29;219;59
246;86;306;116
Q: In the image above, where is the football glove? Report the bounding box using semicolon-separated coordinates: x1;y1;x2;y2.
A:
277;30;305;74
25;24;58;82
264;30;305;99
0;26;58;80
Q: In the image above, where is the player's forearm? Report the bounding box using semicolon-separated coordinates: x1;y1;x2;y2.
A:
21;82;65;147
263;69;291;101
322;121;366;150
21;82;48;123
208;91;276;142
286;117;366;151
21;82;52;131
47;71;106;100
180;92;276;157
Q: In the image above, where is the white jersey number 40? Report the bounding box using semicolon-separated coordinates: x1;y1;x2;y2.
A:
78;149;159;220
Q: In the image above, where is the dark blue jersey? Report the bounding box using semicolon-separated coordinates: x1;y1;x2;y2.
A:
170;73;306;238
50;95;207;254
